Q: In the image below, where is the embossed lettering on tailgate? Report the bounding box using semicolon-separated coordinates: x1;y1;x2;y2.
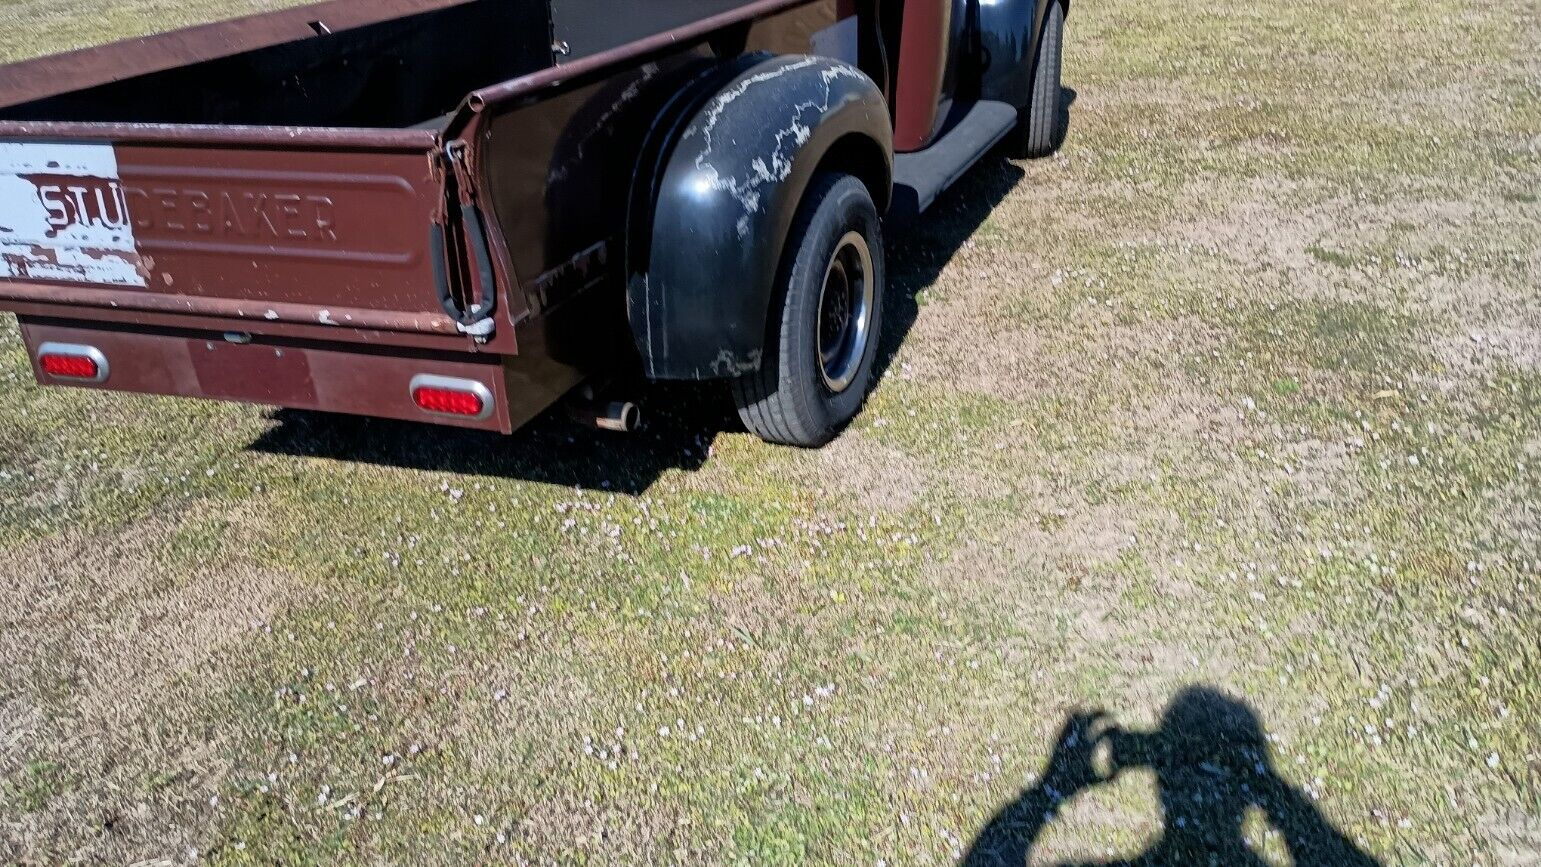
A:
0;137;455;336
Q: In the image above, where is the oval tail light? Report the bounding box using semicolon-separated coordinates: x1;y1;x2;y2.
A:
37;342;109;383
409;374;493;420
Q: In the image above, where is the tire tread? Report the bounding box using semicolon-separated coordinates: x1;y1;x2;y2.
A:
1010;1;1066;159
732;173;879;447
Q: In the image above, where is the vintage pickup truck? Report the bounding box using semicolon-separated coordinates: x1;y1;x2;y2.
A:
0;0;1068;447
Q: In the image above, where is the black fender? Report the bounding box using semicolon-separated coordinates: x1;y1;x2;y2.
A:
627;54;892;381
979;0;1069;110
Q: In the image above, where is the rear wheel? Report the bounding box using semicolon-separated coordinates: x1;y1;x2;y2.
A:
1005;2;1067;159
732;173;884;448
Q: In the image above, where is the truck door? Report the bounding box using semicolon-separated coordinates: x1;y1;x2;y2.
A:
889;0;971;151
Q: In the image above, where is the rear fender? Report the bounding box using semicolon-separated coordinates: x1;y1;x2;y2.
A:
627;54;891;380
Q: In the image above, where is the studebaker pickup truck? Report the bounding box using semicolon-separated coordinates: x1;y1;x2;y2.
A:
0;0;1068;447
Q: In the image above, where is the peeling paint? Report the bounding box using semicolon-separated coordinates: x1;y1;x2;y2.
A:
685;59;866;236
0;141;147;287
548;63;659;185
631;272;658;374
708;347;762;377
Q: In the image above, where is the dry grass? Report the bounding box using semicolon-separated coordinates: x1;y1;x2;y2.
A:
0;513;310;861
1;0;1538;862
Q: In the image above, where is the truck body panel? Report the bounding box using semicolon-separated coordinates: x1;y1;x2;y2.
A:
1;139;458;341
0;0;1064;439
20;316;513;431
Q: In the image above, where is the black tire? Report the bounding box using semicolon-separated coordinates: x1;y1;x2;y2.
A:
1006;1;1068;159
732;173;884;448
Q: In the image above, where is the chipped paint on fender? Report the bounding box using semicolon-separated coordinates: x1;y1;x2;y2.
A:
707;347;762;378
684;58;867;237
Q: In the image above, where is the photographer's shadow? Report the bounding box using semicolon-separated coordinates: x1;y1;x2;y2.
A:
963;686;1381;867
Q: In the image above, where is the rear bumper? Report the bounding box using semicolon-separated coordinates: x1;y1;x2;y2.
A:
16;317;514;433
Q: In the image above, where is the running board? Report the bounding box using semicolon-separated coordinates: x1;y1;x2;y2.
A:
890;100;1018;222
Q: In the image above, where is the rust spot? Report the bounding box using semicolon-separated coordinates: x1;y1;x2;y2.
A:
3;252;33;278
25;245;61;265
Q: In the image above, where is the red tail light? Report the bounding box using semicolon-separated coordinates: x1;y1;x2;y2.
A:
41;354;98;378
37;343;109;382
414;385;484;416
409;374;492;420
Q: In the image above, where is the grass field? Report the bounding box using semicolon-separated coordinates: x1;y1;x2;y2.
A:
1;0;1538;863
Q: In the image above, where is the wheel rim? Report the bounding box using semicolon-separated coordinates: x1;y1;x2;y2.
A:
815;231;875;394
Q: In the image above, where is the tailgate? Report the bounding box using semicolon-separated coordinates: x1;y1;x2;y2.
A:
0;131;464;340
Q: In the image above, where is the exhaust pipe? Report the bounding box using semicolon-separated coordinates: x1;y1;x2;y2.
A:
594;401;641;433
570;398;641;433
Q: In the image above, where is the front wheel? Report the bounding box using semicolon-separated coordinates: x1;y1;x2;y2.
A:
732;173;884;448
1005;1;1068;159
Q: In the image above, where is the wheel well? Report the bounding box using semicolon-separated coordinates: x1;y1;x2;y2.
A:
815;133;892;214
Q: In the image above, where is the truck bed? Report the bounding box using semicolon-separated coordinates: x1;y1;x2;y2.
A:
0;0;575;355
0;0;552;129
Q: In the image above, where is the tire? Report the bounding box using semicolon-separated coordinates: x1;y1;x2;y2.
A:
1006;1;1067;159
732;173;884;448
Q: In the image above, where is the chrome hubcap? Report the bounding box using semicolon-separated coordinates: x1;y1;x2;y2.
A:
816;231;874;394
